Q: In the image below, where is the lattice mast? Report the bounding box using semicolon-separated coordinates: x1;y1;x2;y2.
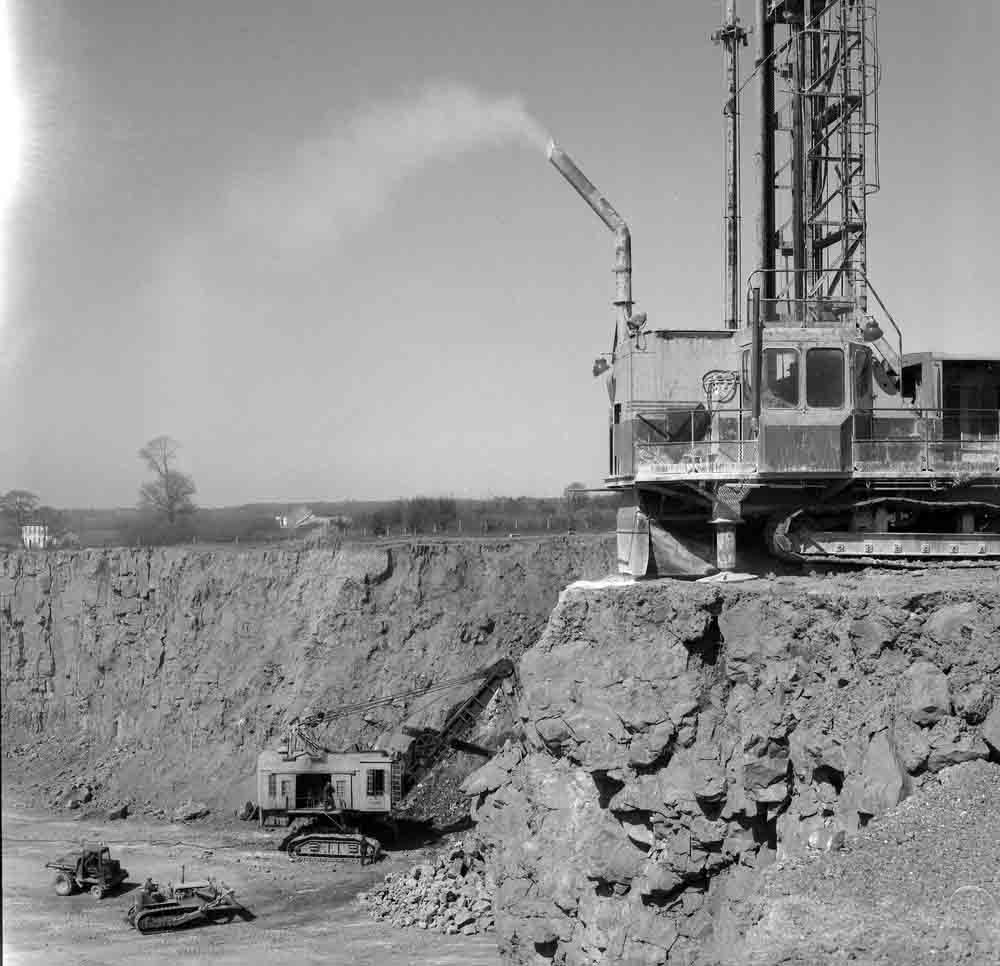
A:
754;0;880;318
714;1;748;330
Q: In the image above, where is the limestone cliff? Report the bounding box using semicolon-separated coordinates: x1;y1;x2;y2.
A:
0;536;614;810
466;572;1000;966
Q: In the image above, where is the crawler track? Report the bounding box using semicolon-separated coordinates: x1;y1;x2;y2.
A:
286;833;381;864
133;903;206;933
767;496;1000;567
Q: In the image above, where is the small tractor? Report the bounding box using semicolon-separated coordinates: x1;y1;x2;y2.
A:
46;845;128;899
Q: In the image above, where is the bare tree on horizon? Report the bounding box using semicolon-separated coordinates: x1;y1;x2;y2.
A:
0;489;41;528
138;436;197;524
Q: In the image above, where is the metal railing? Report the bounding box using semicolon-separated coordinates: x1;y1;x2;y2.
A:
748;268;860;326
623;406;1000;478
744;269;902;377
628;407;758;476
853;408;1000;473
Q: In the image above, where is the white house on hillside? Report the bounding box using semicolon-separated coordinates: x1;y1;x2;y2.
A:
21;524;50;549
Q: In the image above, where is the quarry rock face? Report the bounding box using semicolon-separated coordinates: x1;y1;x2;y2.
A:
466;574;1000;966
0;537;613;811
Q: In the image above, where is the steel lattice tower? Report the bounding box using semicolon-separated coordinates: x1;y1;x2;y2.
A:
754;0;880;321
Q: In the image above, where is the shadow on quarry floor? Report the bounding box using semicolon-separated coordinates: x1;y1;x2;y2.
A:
377;816;475;853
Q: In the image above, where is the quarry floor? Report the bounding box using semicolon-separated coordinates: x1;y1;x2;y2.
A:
1;805;497;966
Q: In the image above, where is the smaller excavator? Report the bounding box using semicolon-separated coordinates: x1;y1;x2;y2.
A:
255;659;514;861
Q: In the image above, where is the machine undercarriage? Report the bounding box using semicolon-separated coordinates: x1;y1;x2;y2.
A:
622;481;1000;576
278;814;382;864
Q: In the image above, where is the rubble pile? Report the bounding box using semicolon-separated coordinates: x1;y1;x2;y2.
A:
359;842;496;935
465;572;1000;965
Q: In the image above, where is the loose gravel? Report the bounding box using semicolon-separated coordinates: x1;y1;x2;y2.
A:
735;760;1000;965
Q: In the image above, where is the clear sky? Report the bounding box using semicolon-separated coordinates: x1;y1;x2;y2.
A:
3;0;998;507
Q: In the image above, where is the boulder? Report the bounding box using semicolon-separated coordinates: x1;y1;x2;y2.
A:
952;679;992;725
846;616;894;658
173;799;210;822
807;826;846;852
927;733;989;772
982;700;1000;755
626;721;676;769
462;742;524;797
743;737;790;792
106;802;129;821
923;602;978;646
60;785;92;809
892;717;930;774
860;730;909;815
905;661;951;726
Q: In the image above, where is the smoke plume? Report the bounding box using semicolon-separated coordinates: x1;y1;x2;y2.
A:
226;80;549;249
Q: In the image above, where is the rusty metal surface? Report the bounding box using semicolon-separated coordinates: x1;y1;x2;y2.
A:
759;421;847;473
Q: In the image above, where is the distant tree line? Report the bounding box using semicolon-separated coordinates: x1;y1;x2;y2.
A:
3;436;629;549
335;487;626;538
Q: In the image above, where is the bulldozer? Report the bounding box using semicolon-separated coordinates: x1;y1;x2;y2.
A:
549;0;1000;577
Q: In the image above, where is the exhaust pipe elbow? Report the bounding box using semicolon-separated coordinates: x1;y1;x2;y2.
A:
548;141;633;321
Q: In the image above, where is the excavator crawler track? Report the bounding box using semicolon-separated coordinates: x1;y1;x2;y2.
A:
286;833;381;864
767;496;1000;567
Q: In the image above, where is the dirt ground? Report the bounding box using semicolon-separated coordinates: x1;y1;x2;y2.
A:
1;803;498;966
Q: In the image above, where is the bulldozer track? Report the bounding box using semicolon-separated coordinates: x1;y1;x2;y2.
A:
134;904;205;933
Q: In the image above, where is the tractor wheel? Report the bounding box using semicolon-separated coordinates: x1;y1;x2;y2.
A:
90;885;105;899
54;873;77;896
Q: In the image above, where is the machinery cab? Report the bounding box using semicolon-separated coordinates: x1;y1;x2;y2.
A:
750;326;872;475
606;320;875;482
255;748;400;826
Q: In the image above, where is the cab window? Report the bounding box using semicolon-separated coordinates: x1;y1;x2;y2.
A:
762;348;799;409
853;348;872;404
366;769;386;797
806;348;845;408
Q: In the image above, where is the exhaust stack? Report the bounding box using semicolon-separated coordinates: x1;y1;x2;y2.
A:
547;141;633;328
